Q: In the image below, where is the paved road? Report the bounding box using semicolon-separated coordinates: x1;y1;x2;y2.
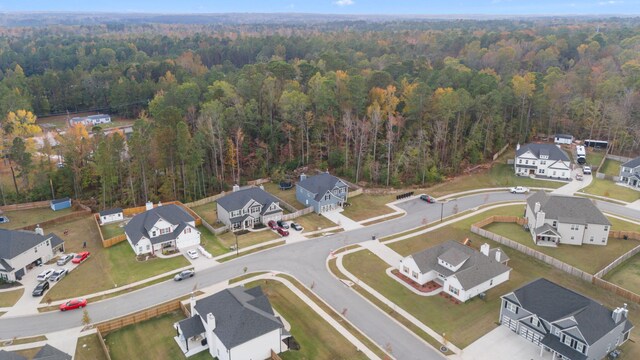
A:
1;192;638;360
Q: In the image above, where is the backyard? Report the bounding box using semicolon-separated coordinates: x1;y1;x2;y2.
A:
600;159;622;177
341;193;397;221
75;333;109;360
197;225;229;256
0;207;75;230
604;253;640;295
263;182;305;210
586;149;606;170
581;178;640;203
189;202;221;227
100;221;125;239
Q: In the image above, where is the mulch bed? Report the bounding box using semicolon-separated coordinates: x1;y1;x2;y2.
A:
391;269;441;293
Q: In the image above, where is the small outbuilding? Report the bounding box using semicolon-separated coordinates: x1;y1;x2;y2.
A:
553;134;574;145
99;208;124;225
50;198;71;211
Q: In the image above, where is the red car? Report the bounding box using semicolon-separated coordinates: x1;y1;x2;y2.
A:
72;251;90;264
268;220;278;230
277;227;289;237
60;298;87;311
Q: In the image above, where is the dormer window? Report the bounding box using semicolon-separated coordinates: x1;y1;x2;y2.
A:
152;231;157;237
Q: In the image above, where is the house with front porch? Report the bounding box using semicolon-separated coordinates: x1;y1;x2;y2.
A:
397;240;511;302
174;286;291;359
619;156;640;190
0;226;64;282
525;191;611;247
216;186;283;231
124;203;200;256
296;172;349;214
515;143;571;180
500;278;633;360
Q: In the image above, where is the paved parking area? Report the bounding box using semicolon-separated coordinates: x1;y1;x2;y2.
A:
461;325;553;360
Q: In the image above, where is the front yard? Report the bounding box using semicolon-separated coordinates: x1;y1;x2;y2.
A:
75;334;109;360
197;225;229;256
0;288;23;307
581;178;640;203
292;212;340;232
600;159;622;177
0;207;75;230
340;193;397;221
217;228;279;249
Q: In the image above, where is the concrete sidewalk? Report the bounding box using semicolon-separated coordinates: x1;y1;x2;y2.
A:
322;209;364;230
359;239;403;267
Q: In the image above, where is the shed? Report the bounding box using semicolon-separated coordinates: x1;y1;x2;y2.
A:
553;134;573;145
50;198;71;211
99;208;124;225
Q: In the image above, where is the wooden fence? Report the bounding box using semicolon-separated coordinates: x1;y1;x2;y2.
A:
96;300;181;334
606;154;632;163
96;329;113;360
248;177;271;186
610;231;640;241
592;277;640;304
282;206;314;221
349;187;363;198
18;205;91;231
184;192;227;208
270;350;283;360
595;243;640;279
0;200;50;211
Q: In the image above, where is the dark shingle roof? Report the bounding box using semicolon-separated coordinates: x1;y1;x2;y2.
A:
534;223;561;236
297;173;347;201
99;208;123;216
124;204;195;245
516;143;570;161
508;278;632;345
50;198;70;205
178;315;206;339
554;134;573;139
0;229;58;260
540;334;587;360
217;187;280;214
527;191;610;226
408;240;511;290
622;156;640;169
194;286;283;349
0;258;13;272
438;248;469;267
0;350;26;360
33;344;71;360
48;233;64;249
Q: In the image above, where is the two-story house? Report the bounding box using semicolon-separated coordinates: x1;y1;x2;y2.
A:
500;278;633;360
174;286;290;359
124;203;200;256
397;240;511;302
619;156;640;190
515;143;571;180
525;191;611;247
216;186;283;231
296;172;349;214
0;226;64;282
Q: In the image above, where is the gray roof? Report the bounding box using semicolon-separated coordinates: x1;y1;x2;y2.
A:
540;334;587;360
506;278;633;345
50;198;70;205
0;229;62;260
0;258;13;272
217;187;280;215
526;191;610;226
516;143;570;161
438;248;469;267
33;344;71;360
297;173;347;201
99;208;123;216
0;350;26;360
178;315;206;339
48;233;64;250
554;134;573;139
622;156;640;169
408;240;511;290
534;223;561;236
194;286;283;349
124;204;195;246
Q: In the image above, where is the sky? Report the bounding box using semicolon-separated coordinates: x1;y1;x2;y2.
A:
0;0;638;15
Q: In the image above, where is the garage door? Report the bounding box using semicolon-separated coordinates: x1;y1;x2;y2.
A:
518;326;542;345
502;316;517;332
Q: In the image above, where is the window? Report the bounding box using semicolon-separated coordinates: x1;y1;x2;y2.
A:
539;169;545;174
571;236;574;240
604;226;609;232
138;246;143;253
251;205;260;213
552;221;557;227
553;171;557;176
324;194;331;200
185;227;191;234
570;224;579;230
590;236;594;242
519;159;523;164
624;331;630;341
554;327;560;336
403;266;409;273
146;244;150;250
525;160;529;164
160;227;171;235
411;271;418;279
448;285;459;295
505;301;518;314
602;238;606;243
529;317;539;327
490;279;493;286
585;224;588;229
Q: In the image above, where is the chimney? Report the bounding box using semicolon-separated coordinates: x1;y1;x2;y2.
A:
516;143;520;151
145;201;153;211
536;211;546;229
534;202;541;214
35;224;44;236
480;243;490;256
612;308;623;323
300;173;307;182
495;249;502;263
190;294;196;317
232;184;240;192
207;312;216;329
623;303;629;318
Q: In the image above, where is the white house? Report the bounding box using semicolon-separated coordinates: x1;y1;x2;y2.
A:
0;226;64;282
515;143;571;180
69;114;111;126
99;208;123;225
525;191;611;246
216;186;283;230
553;134;574;145
397;240;511;302
124;202;200;256
619;156;640;190
174;286;291;359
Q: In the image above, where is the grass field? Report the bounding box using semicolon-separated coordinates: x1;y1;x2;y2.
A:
0;207;75;230
75;333;109;360
218;228;279;249
582;178;640;203
263;182;305;210
197;225;229;256
604;253;640;295
189;202;220;226
600;159;622;177
586;150;606;170
100;222;125;239
0;288;23;307
292;212;340;232
341;193;397;221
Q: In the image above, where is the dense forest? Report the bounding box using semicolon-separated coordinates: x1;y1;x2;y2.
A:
0;17;639;208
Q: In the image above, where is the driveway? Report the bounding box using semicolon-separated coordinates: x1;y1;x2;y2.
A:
461;325;552;360
321;209;363;230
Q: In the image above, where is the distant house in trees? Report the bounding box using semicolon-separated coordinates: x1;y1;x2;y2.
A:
99;208;124;225
69;114;111;126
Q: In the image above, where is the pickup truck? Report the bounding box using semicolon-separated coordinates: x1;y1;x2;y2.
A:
509;186;530;194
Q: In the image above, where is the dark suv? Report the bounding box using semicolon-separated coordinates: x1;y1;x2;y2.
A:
277;220;289;229
32;281;50;297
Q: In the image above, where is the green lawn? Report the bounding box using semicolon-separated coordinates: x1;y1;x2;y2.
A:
0;207;75;229
189;202;221;226
198;225;229;256
341;194;397;222
263;182;305;210
246;280;369;360
581;178;640;203
100;222;125;239
600;159;622;177
218;228;279;249
0;288;23;307
104;311;212;360
293;212;340;232
586;149;606;170
75;334;109;360
604;252;640;296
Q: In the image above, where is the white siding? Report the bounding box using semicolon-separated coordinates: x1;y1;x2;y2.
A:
100;212;123;225
228;329;282;360
4;240;56;281
453;270;511;302
175;227;201;249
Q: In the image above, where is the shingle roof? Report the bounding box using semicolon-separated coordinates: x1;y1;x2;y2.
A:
194;286;283;349
124;204;195;245
50;198;70;205
540;334;587;360
48;233;64;250
99;208;123;216
0;258;13;272
297;173;347;201
33;344;71;360
554;134;573;139
177;315;206;340
217;187;280;214
526;191;610;226
622;156;640;169
534;223;561;236
0;350;26;360
0;229;60;260
438;248;469;267
507;278;633;345
516;143;570;161
407;240;511;290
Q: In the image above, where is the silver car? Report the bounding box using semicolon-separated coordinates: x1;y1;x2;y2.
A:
57;254;74;266
50;268;68;282
174;269;195;281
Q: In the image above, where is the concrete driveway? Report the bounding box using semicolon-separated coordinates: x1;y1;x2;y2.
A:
321;209;363;230
461;325;552;360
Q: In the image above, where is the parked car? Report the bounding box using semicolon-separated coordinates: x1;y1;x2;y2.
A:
36;269;55;282
419;194;436;203
509;186;530;194
59;298;87;311
174;269;195;281
267;220;278;230
576;174;584;181
277;220;289;229
583;166;592;175
57;253;74;266
0;216;9;224
72;251;90;264
277;227;289;237
290;223;303;231
50;268;68;282
32;281;50;297
187;249;199;259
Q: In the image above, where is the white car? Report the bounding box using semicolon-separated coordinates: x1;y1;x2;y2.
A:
36;269;55;282
50;268;68;282
187;249;199;259
509;186;530;194
583;166;592;175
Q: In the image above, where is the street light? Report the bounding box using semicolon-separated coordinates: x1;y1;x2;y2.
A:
234;229;239;257
440;199;450;222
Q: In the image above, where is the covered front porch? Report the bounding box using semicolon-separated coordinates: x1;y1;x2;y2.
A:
539;335;588;360
174;317;208;357
534;225;560;247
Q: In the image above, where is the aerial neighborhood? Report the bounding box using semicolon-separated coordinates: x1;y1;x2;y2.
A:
2;8;640;360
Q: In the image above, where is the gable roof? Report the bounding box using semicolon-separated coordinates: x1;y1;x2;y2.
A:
516;143;570;162
506;278;632;345
124;204;195;245
554;134;573;139
526;191;610;226
33;344;71;360
622;156;640;169
178;315;206;340
217;187;280;213
407;240;511;290
297;173;347;201
0;229;60;260
438;248;469;267
50;198;70;205
0;350;26;360
194;286;283;349
99;208;123;216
